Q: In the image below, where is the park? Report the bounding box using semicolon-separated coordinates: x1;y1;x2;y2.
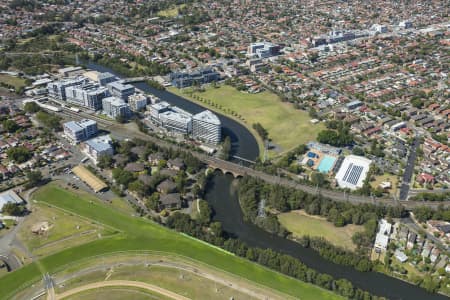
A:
0;183;341;300
169;85;324;157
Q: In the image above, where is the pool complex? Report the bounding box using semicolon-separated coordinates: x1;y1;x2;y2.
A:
317;155;337;173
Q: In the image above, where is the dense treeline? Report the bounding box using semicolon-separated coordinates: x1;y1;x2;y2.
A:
410;192;450;202
413;205;450;223
93;54;170;78
238;176;407;270
35;111;62;131
252;123;268;140
165;211;382;300
317;121;353;147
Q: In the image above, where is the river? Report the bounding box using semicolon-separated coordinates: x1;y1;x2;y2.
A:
86;62;260;162
85;62;447;299
205;172;448;300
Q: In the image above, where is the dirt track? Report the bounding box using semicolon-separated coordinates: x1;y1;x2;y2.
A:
55;280;190;300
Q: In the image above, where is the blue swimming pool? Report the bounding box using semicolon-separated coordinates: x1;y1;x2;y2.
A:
317;155;336;173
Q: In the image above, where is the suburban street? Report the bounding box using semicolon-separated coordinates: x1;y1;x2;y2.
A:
399;137;421;201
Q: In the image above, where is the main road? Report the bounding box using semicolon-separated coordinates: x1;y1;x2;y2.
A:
54;108;450;210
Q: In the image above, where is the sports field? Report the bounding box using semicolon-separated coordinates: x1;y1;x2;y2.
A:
278;210;364;250
169;85;324;156
0;183;342;300
157;4;186;17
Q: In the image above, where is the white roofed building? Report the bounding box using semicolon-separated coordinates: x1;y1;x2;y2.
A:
335;155;372;190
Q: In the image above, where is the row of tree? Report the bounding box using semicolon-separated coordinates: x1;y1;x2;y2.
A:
237;176;407;270
164;211;382;300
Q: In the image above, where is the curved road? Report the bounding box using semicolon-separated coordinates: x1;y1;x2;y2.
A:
55;280;190;300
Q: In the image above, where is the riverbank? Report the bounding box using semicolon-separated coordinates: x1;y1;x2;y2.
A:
169;85;325;158
205;172;449;300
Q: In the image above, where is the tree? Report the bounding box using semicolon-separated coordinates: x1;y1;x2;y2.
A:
97;155;113;169
7;146;32;163
352;147;365;156
2;120;19;133
1;202;23;216
35;111;61;130
198;200;212;224
24;102;41;113
310;172;326;187
145;192;160;211
25;170;42;188
252;123;268;141
220;136;231;160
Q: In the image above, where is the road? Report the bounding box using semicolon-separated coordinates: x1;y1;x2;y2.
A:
55;280;190;300
400;216;448;250
51;107;450;210
399;137;420;200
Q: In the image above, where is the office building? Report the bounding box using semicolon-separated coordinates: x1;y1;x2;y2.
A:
65;83;108;110
102;97;130;119
128;94;148;111
335;155;372;190
247;42;280;59
107;81;135;101
63;119;98;143
82;135;114;163
192;110;221;144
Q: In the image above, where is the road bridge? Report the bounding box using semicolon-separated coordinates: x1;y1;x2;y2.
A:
53;107;450;210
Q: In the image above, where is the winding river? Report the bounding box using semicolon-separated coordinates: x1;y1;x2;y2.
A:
86;62;448;300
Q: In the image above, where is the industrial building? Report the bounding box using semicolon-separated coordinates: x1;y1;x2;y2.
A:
102;97;130;119
63;119;98;143
334;155;372;190
192;110;221;144
72;165;108;193
0;190;23;212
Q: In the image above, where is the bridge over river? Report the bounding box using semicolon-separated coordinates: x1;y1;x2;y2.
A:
55;107;450;210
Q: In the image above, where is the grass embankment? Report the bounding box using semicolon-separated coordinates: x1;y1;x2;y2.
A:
17;200;111;258
67;287;171;300
169;85;324;157
0;183;342;300
278;210;364;251
0;74;27;89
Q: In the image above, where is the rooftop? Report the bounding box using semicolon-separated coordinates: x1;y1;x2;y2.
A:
193;110;221;125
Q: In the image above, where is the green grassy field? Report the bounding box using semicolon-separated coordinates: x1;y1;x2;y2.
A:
66;287;171;300
169;85;325;157
17;200;109;257
370;173;399;196
0;74;26;89
278;210;364;250
0;183;342;300
157;4;186;17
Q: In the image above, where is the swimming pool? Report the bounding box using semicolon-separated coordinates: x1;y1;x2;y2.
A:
317;155;336;173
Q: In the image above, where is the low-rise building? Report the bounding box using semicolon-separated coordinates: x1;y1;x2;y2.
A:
128;94;147;112
63;119;98;143
107;81;135;101
82;135;114;163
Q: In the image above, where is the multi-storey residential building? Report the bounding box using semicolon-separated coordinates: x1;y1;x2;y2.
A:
63;119;98;143
247;42;280;58
82;135;114;162
128;94;147;111
149;102;192;134
170;68;220;88
65;83;108;110
107;81;135;101
192;110;221;144
102;97;130;119
47;77;87;100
